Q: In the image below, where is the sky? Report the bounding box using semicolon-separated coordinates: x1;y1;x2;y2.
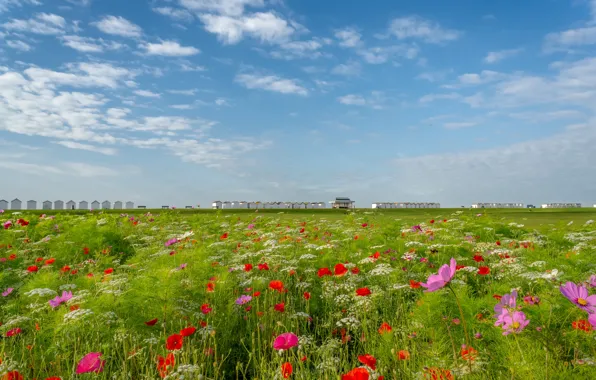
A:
1;0;596;208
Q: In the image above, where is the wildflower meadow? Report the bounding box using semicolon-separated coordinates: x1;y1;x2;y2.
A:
1;209;596;379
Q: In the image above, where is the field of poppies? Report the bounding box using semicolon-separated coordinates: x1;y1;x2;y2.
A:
1;209;596;379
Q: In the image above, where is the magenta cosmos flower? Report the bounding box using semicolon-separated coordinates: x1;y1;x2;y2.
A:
421;258;457;292
49;291;73;308
589;313;596;329
560;282;596;313
494;290;517;318
273;332;299;351
495;310;530;335
76;352;105;374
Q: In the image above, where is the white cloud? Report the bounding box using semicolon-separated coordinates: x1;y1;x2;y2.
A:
0;0;41;13
357;45;418;64
388;16;461;43
54;140;117;155
335;27;362;48
170;104;194;110
65;0;92;6
61;35;125;53
134;89;161;98
152;7;194;22
65;162;119;177
6;40;32;51
457;70;505;85
419;92;461;103
235;73;308;95
199;12;298;44
337;94;365;106
2;13;66;35
331;61;361;76
141;40;200;56
544;26;596;52
92;15;142;38
337;91;387;109
268;38;330;60
180;0;265;16
0;161;64;175
178;61;207;71
484;48;523;63
443;122;477;129
167;88;198;95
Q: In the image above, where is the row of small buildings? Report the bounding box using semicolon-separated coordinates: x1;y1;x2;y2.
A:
372;202;441;209
471;202;585;208
212;201;328;209
0;199;134;210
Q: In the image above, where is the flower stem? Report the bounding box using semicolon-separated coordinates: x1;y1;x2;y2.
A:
448;285;470;347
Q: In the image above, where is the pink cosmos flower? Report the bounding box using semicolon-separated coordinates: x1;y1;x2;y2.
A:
588;275;596;288
2;288;14;297
589;313;596;329
560;282;596;313
273;332;299;351
421;258;456;292
6;327;22;337
496;310;530;335
494;290;517;318
49;291;73;308
3;220;12;229
76;352;105;374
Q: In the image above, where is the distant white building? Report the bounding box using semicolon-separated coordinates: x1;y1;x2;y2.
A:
330;197;355;209
66;200;76;210
11;199;22;210
54;200;64;210
541;203;582;208
79;201;89;210
91;201;100;210
125;201;134;209
113;201;123;210
0;199;7;210
472;203;523;209
27;200;37;210
372;202;440;209
102;201;111;209
212;201;222;209
42;200;52;210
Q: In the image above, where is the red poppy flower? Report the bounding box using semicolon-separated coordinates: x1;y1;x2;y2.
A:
303;292;311;300
244;263;253;272
409;279;421;289
342;367;369;380
281;362;293;379
6;328;22;337
460;345;478;361
27;265;38;273
180;326;196;337
397;350;410;360
430;219;435;224
200;321;208;328
455;265;466;270
220;232;228;240
356;287;371;296
45;258;55;265
145;318;158;326
358;354;377;370
87;273;94;278
83;247;90;255
477;266;490;275
493;294;502;300
496;241;501;246
299;228;305;233
104;268;113;275
16;219;29;226
207;282;215;292
166;334;183;350
572;320;592;332
201;304;212;314
35;257;43;262
46;377;61;380
274;302;285;312
61;265;71;273
351;267;360;274
269;280;284;292
334;263;348;276
157;352;175;378
253;291;261;297
425;368;454;380
378;322;392;334
317;268;332;277
473;255;484;262
258;263;269;270
3;371;24;380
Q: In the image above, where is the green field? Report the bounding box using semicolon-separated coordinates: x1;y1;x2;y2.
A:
1;209;596;379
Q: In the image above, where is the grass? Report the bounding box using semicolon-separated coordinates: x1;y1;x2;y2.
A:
1;209;596;379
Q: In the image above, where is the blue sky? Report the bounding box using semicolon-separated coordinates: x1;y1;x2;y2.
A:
1;0;596;208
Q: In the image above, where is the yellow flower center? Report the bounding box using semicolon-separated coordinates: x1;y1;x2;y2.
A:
578;298;588;306
512;322;520;329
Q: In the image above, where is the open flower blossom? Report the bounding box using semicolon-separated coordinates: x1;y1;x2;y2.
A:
588;274;596;288
76;352;105;374
273;332;299;351
560;282;596;313
49;291;73;308
589;313;596;329
495;310;529;335
235;295;252;305
494;290;517;318
342;367;370;380
2;287;14;297
421;258;456;292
